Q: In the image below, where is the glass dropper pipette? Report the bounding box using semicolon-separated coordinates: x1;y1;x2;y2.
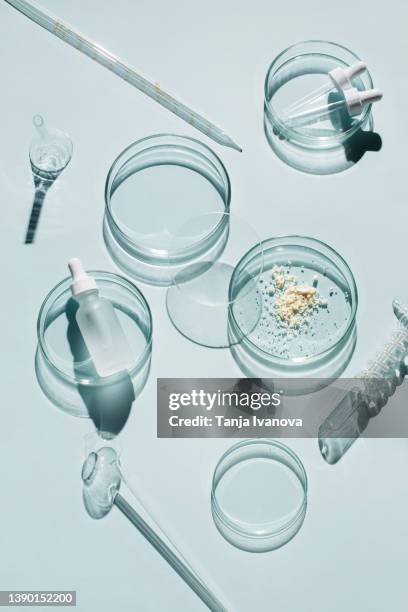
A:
282;86;382;130
284;61;367;116
5;0;242;152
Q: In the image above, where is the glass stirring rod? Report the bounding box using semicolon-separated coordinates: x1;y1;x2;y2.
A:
5;0;242;152
82;448;229;612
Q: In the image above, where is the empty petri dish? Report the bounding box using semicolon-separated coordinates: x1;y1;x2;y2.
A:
166;212;263;348
264;41;377;174
103;134;231;285
36;271;152;423
229;236;358;393
211;439;307;552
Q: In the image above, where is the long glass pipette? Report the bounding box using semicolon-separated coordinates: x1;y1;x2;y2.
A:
5;0;242;152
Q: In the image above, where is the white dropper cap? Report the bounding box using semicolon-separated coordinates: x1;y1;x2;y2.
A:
68;258;97;296
329;61;367;90
343;86;383;117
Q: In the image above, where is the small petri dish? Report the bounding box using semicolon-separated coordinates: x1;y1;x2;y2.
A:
228;236;358;393
103;134;231;285
264;41;376;174
36;272;152;423
211;439;307;552
166;212;263;348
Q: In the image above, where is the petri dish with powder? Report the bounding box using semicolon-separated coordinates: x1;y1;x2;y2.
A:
228;236;358;390
255;261;351;359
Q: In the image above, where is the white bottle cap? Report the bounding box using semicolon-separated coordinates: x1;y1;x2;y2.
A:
68;258;97;296
329;61;367;90
343;87;383;117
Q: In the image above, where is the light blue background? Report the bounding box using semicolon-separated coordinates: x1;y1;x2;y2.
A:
1;1;408;610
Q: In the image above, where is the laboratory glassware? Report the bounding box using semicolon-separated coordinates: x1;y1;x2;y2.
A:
5;0;241;152
104;135;231;286
228;236;358;394
166;212;263;348
82;447;228;612
68;259;134;378
25;115;73;243
29;115;72;178
211;440;307;552
264;41;377;174
36;271;152;418
282;86;382;130
319;299;408;464
284;60;367;116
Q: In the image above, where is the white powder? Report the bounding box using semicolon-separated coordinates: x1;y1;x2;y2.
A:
268;266;327;328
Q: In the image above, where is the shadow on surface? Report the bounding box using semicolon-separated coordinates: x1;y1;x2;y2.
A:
66;298;134;438
327;90;382;164
24;174;55;244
